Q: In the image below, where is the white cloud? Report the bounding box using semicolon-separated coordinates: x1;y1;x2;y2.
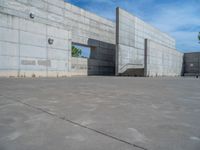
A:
148;2;200;51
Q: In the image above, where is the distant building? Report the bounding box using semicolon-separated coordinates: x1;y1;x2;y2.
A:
184;52;200;76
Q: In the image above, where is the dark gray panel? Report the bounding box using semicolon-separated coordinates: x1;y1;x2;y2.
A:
184;52;200;75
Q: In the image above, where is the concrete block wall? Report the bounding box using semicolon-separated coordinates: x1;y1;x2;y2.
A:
0;0;187;77
147;40;183;76
65;3;116;75
62;1;115;75
71;56;115;76
0;13;71;77
64;2;115;45
71;57;87;76
116;8;144;74
0;13;19;77
0;0;116;77
116;8;183;76
184;52;200;76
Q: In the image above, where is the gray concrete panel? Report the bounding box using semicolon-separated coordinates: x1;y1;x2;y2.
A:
147;40;183;76
0;0;116;77
116;8;183;76
0;13;71;77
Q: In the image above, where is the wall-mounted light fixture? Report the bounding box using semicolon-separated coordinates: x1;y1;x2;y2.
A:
30;13;35;19
48;38;54;45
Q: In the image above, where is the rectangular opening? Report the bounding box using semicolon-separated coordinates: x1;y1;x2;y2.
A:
72;43;92;58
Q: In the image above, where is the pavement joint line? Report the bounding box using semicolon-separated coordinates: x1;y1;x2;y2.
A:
5;95;148;150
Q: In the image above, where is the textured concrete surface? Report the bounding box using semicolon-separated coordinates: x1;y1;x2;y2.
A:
147;40;183;76
0;12;72;77
0;77;200;150
116;8;183;76
0;0;115;77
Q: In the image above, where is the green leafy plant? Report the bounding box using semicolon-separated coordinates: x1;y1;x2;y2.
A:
72;45;82;57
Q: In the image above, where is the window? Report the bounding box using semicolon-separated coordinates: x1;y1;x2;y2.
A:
72;44;91;58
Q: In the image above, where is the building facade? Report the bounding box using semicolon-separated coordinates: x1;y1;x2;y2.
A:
0;0;187;77
116;8;183;76
0;0;115;77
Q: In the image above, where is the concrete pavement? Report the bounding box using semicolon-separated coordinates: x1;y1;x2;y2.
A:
0;77;200;150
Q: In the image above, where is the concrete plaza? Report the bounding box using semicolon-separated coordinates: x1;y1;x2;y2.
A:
0;77;200;150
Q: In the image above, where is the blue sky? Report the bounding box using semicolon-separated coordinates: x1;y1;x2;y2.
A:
74;45;91;58
66;0;200;52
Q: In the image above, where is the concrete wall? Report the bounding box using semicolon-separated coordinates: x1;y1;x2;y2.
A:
146;40;183;76
71;57;87;76
71;57;115;76
116;8;143;75
64;1;116;75
184;52;200;76
0;1;187;77
0;0;116;77
0;13;71;77
116;8;183;76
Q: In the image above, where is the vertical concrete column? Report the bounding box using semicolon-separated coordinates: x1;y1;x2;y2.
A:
144;39;149;77
115;7;119;76
68;32;72;73
18;21;20;77
46;25;48;77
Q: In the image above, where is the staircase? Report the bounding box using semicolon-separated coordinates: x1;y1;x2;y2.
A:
119;63;144;76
